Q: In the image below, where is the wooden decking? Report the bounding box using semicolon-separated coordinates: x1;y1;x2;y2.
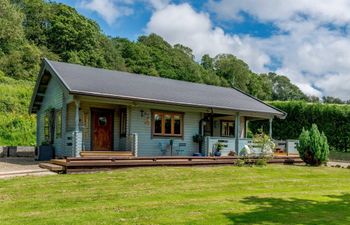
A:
43;155;303;174
80;151;133;157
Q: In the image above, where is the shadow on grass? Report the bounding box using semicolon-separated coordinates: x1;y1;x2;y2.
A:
225;193;350;225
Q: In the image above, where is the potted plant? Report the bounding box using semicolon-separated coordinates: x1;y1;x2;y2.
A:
36;141;54;161
214;142;224;156
192;134;204;143
253;131;275;158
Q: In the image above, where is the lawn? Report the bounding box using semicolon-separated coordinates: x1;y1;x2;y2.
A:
1;165;350;225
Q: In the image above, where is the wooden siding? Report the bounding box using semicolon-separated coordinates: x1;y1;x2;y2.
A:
129;106;200;156
37;76;65;156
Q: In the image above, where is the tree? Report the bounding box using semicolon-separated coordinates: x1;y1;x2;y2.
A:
263;72;307;101
0;0;25;52
201;54;214;71
174;44;194;60
247;74;272;100
214;54;252;92
308;95;320;103
322;96;344;104
47;3;106;66
12;0;49;46
298;124;329;166
0;0;41;79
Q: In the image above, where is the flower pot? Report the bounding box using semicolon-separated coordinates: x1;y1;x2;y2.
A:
36;145;54;161
214;151;221;157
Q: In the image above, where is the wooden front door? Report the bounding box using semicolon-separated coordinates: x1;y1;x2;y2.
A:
91;109;114;151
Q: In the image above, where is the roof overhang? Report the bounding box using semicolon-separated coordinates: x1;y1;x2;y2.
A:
29;58;287;120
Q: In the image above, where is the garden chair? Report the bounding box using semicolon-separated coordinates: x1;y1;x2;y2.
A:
158;142;167;155
176;143;186;155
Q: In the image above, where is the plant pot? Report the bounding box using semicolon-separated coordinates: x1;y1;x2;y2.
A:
214;151;221;157
36;145;54;161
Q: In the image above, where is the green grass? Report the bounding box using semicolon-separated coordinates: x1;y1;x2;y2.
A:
0;71;36;146
1;165;350;224
329;151;350;162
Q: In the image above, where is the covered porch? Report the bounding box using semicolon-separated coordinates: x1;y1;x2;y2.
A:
200;110;274;157
61;95;139;158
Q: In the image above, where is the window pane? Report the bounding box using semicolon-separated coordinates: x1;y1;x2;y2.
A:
221;122;227;136
55;110;62;138
228;122;234;136
154;113;162;134
221;121;235;137
164;114;172;134
174;115;181;134
44;113;49;141
120;108;127;137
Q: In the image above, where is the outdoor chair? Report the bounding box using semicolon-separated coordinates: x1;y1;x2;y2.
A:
158;142;167;155
176;143;186;155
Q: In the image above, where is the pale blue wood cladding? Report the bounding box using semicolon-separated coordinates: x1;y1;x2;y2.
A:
36;76;65;156
129;106;201;156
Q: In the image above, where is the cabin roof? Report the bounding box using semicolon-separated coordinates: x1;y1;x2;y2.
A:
29;59;286;118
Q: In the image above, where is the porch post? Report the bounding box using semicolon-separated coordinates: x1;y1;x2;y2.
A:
235;112;240;153
245;119;249;138
36;113;40;146
73;99;82;157
61;95;67;156
74;99;80;132
210;109;214;137
269;118;273;138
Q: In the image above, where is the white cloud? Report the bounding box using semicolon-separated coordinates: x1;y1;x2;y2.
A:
146;3;270;72
147;1;350;99
148;0;170;10
80;0;134;25
207;0;350;25
79;0;170;25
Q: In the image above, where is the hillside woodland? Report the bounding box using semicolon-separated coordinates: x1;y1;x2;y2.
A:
0;0;340;146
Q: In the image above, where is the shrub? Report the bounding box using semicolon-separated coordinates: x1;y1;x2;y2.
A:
249;101;350;152
298;124;329;166
255;158;268;166
235;159;245;167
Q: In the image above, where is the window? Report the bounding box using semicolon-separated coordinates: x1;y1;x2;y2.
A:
44;113;50;142
221;121;235;137
55;110;62;138
152;111;183;137
120;108;127;137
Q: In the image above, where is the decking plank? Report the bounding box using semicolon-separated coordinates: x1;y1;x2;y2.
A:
46;155;302;174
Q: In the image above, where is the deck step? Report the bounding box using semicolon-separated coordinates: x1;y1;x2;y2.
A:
39;162;64;172
80;151;133;157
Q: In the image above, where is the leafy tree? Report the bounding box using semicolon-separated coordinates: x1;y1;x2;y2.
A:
0;0;41;79
308;95;320;103
262;73;307;101
12;0;49;46
298;124;329;166
201;54;214;71
0;0;25;52
174;43;194;60
322;96;344;104
247;74;273;100
214;54;252;92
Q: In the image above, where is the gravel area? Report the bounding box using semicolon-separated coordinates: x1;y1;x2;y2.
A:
0;157;56;179
327;161;350;168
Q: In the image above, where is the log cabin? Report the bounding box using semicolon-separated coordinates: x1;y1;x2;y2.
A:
29;59;286;158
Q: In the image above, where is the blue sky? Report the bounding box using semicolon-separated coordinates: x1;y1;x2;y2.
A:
55;0;350;99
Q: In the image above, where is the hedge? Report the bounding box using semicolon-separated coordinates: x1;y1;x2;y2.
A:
249;101;350;152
